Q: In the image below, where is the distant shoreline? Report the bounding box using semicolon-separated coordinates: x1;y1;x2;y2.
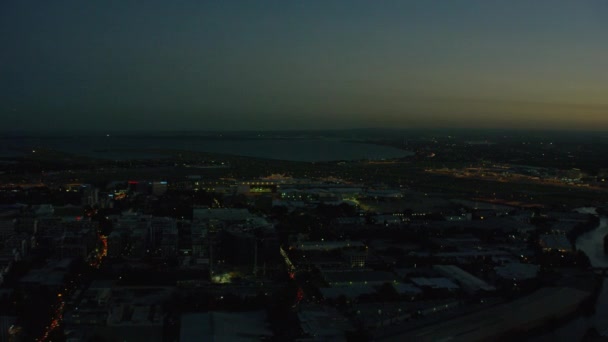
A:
0;137;413;163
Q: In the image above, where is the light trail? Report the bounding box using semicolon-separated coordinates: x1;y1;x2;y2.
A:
37;298;65;342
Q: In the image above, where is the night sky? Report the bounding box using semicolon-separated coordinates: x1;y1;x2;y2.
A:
1;1;607;131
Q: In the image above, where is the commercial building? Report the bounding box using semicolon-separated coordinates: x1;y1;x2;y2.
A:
322;270;397;287
433;265;495;293
379;287;590;341
539;233;573;253
180;311;271;342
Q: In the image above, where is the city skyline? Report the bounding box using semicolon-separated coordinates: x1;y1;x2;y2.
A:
2;1;607;131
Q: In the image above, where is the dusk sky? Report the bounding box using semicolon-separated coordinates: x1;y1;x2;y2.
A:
1;1;607;131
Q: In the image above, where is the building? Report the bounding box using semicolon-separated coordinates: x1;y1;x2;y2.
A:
298;305;354;341
81;185;99;207
180;311;271;342
152;181;168;196
64;285;169;342
379;287;590;341
60;229;98;260
322;270;397;287
494;263;540;281
539;233;573;253
193;208;253;223
409;277;460;291
433;265;495;293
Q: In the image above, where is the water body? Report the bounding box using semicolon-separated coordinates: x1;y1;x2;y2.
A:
575;214;608;336
576;210;608;268
535;209;608;341
0;136;413;162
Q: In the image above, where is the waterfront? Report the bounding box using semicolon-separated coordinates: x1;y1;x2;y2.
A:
576;215;608;336
535;212;608;341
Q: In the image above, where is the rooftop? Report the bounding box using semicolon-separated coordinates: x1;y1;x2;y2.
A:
322;270;397;285
410;277;460;290
381;287;590;341
180;311;271;342
193;208;252;222
433;265;495;292
495;263;540;280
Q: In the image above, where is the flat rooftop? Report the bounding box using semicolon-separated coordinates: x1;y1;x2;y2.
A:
180;311;271;342
379;287;590;342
